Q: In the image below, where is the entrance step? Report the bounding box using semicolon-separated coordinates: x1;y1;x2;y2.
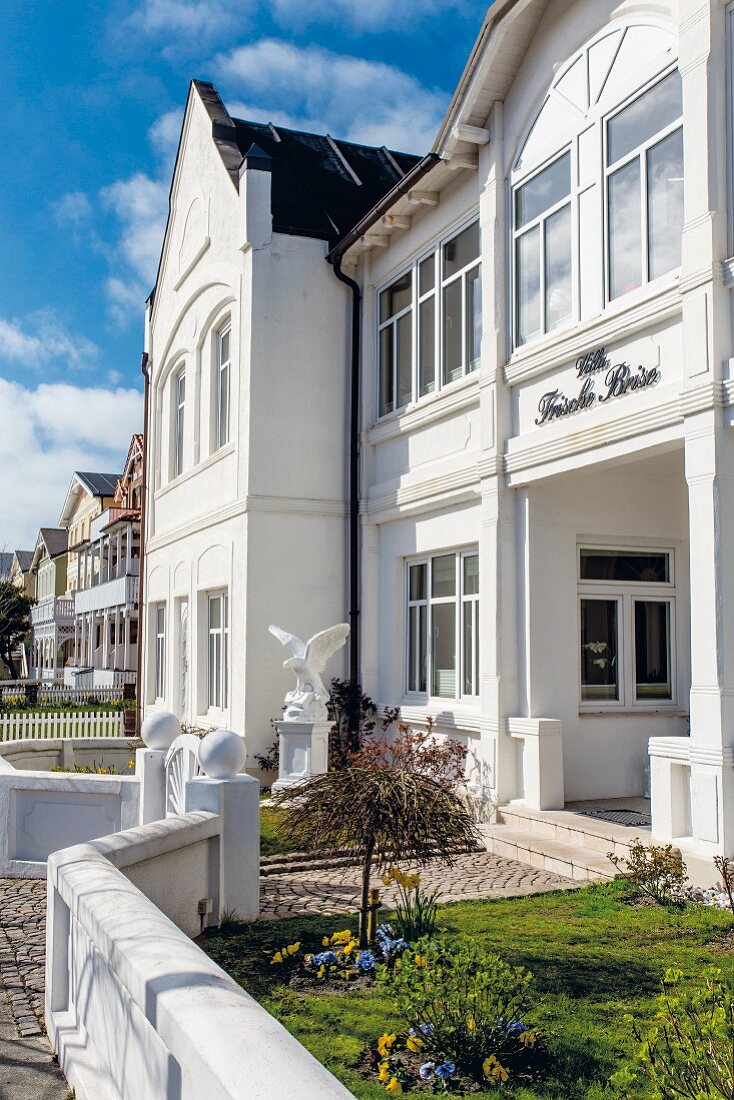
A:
481;822;615;882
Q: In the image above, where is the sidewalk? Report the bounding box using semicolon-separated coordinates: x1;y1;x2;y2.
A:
0;987;68;1100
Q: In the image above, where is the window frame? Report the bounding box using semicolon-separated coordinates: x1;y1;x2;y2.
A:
577;544;677;711
154;604;166;703
378;270;414;417
215;322;231;450
404;548;480;704
375;215;481;421
173;367;186;477
207;590;229;712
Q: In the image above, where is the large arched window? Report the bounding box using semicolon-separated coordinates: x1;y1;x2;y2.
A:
511;23;682;349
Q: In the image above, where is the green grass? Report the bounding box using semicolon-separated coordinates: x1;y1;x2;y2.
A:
201;880;734;1097
260;806;302;857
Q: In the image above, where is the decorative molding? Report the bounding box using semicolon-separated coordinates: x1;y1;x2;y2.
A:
367;375;480;445
173;237;211;292
365;465;480;521
155;442;235;498
382;214;411;231
505;285;682;387
407;190;439;206
245;494;347;518
452;123;490;145
679;262;723;295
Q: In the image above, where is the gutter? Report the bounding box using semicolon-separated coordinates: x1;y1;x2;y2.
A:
327;151;440;689
136;352;151;734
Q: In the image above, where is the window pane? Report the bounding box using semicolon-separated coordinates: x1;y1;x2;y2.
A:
608;159;642;300
516;226;541;344
220;329;230;364
209;596;221;630
419;296;436;396
647;128;684;281
432;602;456;698
408;606;418;692
463;554;479;595
635;601;671;699
218;363;229;446
443;279;463;383
580;549;669;583
432;554;456;598
379;326;394;416
463;603;475;695
419;605;427;692
397;313;412;409
419;255;435;295
545;204;572;331
466;265;482;370
444;222;480;278
607;70;682;166
409;563;426;601
581;599;619;701
380;271;412;322
515;153;571;228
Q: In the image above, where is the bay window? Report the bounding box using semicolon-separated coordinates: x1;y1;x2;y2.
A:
377;219;481;418
207;592;229;711
511;22;683;350
406;550;479;700
579;548;675;708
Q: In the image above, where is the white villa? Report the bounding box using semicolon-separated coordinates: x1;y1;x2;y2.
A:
141;0;734;870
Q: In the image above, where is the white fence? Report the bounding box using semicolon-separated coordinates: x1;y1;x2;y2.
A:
0;681;127;705
0;711;123;741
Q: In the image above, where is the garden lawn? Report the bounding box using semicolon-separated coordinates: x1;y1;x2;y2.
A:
260;806;302;857
201;879;734;1098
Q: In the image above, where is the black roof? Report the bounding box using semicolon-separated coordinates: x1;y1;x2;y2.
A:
39;528;68;559
76;472;119;497
0;553;12;580
13;550;33;572
195;81;422;246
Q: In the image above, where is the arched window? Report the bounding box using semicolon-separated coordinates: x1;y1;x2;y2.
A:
215;322;231;449
173;367;186;477
511;23;682;349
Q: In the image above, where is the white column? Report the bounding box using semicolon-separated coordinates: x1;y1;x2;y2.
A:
116;529;122;580
114;606;121;670
125;526;132;576
73;618;79;666
123;610;130;671
102;610;110;669
80;615;86;667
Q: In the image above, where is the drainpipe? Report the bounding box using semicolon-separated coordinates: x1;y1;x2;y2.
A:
136;351;150;735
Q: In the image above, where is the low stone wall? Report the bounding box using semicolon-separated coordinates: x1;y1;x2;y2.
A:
46;802;352;1100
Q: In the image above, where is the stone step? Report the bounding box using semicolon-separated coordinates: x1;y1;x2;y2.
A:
497;805;639;859
480;823;617;882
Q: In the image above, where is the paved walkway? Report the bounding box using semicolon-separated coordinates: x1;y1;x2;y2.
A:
0;879;68;1100
259;850;575;919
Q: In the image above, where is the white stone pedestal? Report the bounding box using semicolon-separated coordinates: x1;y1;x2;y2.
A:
272;720;330;793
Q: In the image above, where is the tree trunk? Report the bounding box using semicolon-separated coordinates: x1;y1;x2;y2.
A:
358;838;375;948
2;648;17;681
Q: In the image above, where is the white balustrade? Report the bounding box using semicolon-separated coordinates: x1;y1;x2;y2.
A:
0;711;124;741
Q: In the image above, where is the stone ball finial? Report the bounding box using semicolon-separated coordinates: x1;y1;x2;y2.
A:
199;729;246;779
141;711;181;751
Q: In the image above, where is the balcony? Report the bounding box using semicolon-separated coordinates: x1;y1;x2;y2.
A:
30;596;75;627
90;507;139;543
75;574;140;615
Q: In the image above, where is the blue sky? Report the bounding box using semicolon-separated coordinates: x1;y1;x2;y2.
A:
0;0;489;549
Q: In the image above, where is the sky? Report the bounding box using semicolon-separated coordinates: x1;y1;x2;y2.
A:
0;0;489;551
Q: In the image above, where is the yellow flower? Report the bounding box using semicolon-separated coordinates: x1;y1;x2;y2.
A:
270;950;283;965
519;1031;536;1048
483;1056;509;1083
286;942;300;955
414;954;428;968
382;874;392;887
317;965;325;980
322;936;330;946
406;1035;424;1053
377;1062;391;1083
386;1078;402;1093
343;941;355;956
467;1018;476;1031
377;1033;397;1058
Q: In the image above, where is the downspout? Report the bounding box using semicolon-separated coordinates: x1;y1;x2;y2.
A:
136;351;150;734
330;259;361;687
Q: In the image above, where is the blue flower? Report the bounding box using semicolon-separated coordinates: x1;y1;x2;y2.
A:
418;1023;434;1037
419;1061;436;1080
356;950;375;972
435;1061;455;1080
506;1020;528;1036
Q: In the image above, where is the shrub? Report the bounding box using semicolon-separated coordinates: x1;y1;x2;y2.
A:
382;865;440;941
253;737;279;773
382;937;538;1084
612;967;734;1098
609;839;688;906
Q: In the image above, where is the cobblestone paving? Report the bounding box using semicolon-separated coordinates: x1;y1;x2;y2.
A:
0;879;46;1038
260;850;576;920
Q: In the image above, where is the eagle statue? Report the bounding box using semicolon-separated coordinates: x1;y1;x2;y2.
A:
269;622;350;723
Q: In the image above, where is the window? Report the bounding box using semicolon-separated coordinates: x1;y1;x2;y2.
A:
216;324;231;448
207;592;229;710
154;605;165;701
377;220;481;418
406;550;479;700
174;369;185;476
511;24;682;349
579;547;675;707
606;71;683;300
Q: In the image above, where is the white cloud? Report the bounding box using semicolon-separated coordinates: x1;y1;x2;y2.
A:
216;40;447;152
269;0;468;31
0;378;143;549
52;191;93;227
0;314;99;371
106;276;148;328
100;172;169;286
149;109;184;170
125;0;253;50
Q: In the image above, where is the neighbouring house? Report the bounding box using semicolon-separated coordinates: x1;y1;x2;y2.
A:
140;0;734;870
9;550;35;600
28;529;70;680
62;446;142;689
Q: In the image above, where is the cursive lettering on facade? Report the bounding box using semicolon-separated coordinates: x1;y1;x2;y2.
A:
534;347;661;426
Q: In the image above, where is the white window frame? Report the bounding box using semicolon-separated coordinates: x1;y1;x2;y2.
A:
207;591;229;712
376;215;481;421
577;545;677;711
173;368;185;477
510;39;683;353
154;605;166;702
378;271;414;417
215;323;231;449
404;549;479;703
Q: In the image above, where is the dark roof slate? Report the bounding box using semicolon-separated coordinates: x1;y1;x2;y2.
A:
14;550;33;572
76;472;120;498
40;528;68;559
195;82;422;246
0;553;13;580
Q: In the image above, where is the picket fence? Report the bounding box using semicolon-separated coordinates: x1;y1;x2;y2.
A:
0;682;124;706
0;711;124;741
